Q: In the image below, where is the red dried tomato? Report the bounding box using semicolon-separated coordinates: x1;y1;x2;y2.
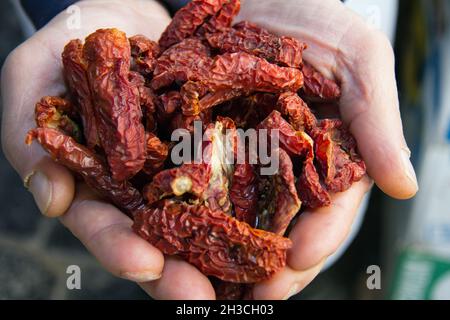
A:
133;199;292;283
83;29;146;181
26;128;144;215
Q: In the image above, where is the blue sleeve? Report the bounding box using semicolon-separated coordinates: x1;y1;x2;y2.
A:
20;0;192;30
20;0;77;29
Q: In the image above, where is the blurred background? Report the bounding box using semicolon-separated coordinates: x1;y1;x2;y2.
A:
0;0;449;300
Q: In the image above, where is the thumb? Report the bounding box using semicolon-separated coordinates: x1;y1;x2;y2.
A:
24;158;75;218
1;47;75;218
339;31;419;200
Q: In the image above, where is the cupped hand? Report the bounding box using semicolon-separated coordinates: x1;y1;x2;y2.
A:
1;0;215;299
234;0;419;299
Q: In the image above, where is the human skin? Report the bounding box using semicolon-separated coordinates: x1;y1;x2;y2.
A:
1;0;418;299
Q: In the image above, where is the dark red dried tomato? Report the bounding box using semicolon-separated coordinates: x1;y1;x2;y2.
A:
133;199;292;283
301;63;341;101
181;52;303;116
158;0;229;50
296;157;331;209
311;119;366;193
277;92;317;132
26;128;144;215
229;163;258;226
34;96;82;142
257;149;301;235
151;38;212;90
205;22;306;68
62;39;99;148
83;29;146;181
143;133;169;177
143;163;211;205
197;0;241;35
257;110;314;157
129;35;160;75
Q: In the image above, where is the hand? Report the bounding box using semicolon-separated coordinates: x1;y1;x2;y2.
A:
1;0;215;299
233;0;419;299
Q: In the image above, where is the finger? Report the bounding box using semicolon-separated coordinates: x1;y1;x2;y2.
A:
253;259;326;300
1;0;172;218
1;39;75;218
140;257;216;300
337;30;419;200
288;176;372;271
60;183;164;282
23;158;75;217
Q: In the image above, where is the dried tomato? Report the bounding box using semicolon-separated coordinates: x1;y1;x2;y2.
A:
151;38;212;90
181;52;303;116
229;163;258;226
301;63;341;101
311;119;366;193
26;128;144;215
143;163;211;205
277;92;317;132
205;22;306;68
158;0;229;51
257;110;313;157
143;133;169;177
257;149;301;236
197;0;241;35
34;96;82;142
215;93;277;129
133;199;292;283
129;35;160;76
83;28;146;181
62;39;99;148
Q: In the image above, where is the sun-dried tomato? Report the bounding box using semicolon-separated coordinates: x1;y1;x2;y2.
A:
181;52;303;116
143;163;211;205
197;0;241;35
215;93;277;129
128;71;157;132
296;158;331;209
34;96;82;142
143;133;169;177
301;63;341;101
277;92;317;132
133;199;292;283
62;39;98;148
205;22;306;68
158;0;229;51
257;149;301;235
151;38;212;90
311;119;366;193
257;110;313;157
26;128;144;215
169;109;213;133
83;29;146;181
129;35;160;76
229;163;258;226
146;118;236;212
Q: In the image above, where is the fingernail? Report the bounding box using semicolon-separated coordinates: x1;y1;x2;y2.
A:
401;148;418;190
282;284;299;300
121;271;162;283
26;171;52;215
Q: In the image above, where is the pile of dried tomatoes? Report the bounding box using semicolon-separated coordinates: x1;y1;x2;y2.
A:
26;0;366;299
